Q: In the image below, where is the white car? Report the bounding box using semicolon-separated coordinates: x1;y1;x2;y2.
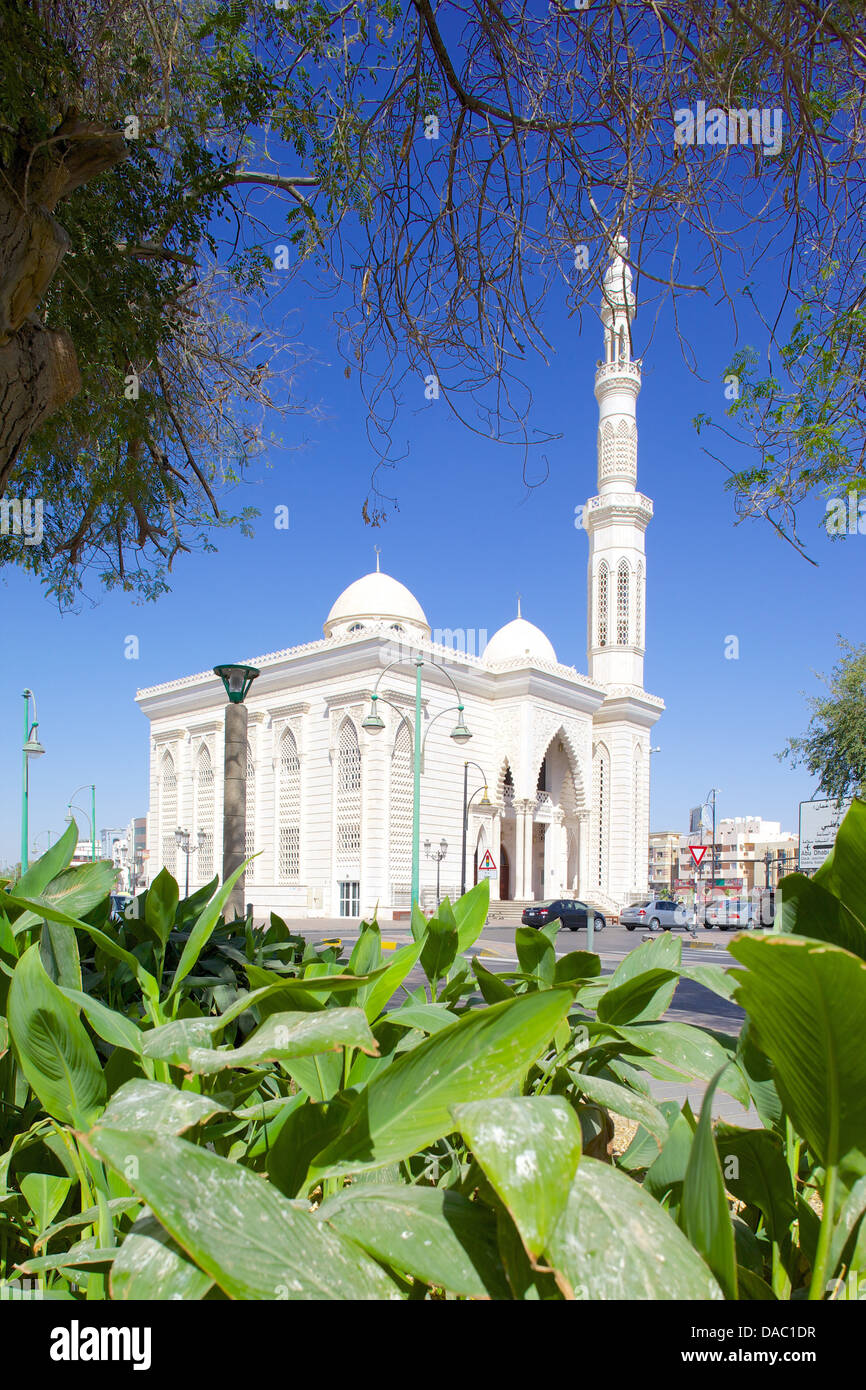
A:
620;898;696;931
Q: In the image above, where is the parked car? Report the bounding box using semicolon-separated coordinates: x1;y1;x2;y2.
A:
620;898;696;931
702;895;772;931
521;899;606;932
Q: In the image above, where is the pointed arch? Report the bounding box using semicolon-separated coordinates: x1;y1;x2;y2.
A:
336;718;362;874
592;741;610;892
159;750;177;877
278;728;301;880
616;560;630;645
596;561;609;647
245;742;256;882
194;744;214;881
388;722;412;896
528;725;587;816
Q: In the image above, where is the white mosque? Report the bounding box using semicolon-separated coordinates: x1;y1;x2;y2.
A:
136;236;663;918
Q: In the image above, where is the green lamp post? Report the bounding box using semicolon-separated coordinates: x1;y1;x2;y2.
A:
20;689;45;873
362;657;471;912
214;663;260;918
67;784;97;861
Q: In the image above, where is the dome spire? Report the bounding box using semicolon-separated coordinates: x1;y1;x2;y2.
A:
517;592;522;619
374;545;381;573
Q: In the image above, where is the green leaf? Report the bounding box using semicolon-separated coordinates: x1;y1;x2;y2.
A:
39;922;81;991
142;1017;220;1065
681;1069;738;1300
348;922;382;978
597;968;679;1025
545;1157;723;1300
714;1123;796;1242
88;1127;401;1300
812;798;866;945
572;1072;669;1145
554;951;601;985
454;878;490;952
318;1183;508;1299
420;917;458;990
3;894;158;1002
363;939;422;1021
111;1213;214;1300
777;873;866;960
615;1020;750;1106
266;1096;344;1198
19;1173;72;1231
8;821;76;901
729;934;866;1165
515;924;556;988
308;989;573;1183
8;945;106;1127
829;1174;866;1277
167;859;249;1003
58;987;143;1055
186;1008;378;1074
12;861;119;935
145;869;179;948
388;1003;459;1034
99;1080;228;1135
36;1198;141;1252
451;1097;581;1259
472;957;515;1003
643;1105;697;1202
736;1022;783;1131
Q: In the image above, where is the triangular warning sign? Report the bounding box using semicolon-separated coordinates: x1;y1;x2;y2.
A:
689;845;707;868
478;850;496;871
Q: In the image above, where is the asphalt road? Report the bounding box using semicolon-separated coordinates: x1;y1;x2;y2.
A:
282;919;747;1035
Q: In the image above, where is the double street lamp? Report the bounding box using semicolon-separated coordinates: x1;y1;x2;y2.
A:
461;760;491;896
362;656;471;911
66;784;97;862
20;689;45;873
175;827;206;898
424;837;448;909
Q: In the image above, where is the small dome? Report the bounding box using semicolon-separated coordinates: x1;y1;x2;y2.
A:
324;570;430;639
483;617;557;665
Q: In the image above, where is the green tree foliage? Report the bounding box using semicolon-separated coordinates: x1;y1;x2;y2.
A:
781;638;866;798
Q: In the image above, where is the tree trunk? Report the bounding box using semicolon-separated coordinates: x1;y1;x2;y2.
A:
0;113;128;490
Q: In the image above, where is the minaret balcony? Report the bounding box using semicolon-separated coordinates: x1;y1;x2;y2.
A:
595;359;643;387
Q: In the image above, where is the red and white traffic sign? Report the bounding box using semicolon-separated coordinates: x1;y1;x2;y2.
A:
689;845;707;868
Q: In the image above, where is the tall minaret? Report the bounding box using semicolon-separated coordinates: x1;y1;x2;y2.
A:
585;234;653;688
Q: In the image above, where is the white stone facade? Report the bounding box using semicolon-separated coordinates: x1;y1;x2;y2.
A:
136;238;663;917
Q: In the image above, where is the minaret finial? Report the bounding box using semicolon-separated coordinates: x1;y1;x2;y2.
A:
374;545;381;573
517;592;522;619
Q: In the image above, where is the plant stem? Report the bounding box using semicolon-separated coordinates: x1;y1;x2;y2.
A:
809;1162;838;1300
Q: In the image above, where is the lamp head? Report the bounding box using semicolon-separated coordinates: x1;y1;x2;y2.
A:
23;724;45;757
450;706;472;744
440;838;447;854
480;787;491;806
213;664;260;704
361;693;385;732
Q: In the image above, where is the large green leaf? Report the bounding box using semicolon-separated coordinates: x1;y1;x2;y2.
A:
88;1127;401;1300
318;1183;508;1299
8;820;76;901
452;1097;581;1259
111;1213;214;1300
99;1080;228;1135
19;1173;72;1231
3;893;158;1002
141;1017;220;1065
681;1069;738;1300
454;878;490;952
8;945;106;1127
11;861;119;935
308;989;572;1183
388;1003;459;1034
185;1008;377;1074
812;798;866;945
472;957;515;1003
144;869;179;948
553;951;601;985
166;859;250;1003
714;1123;796;1243
420;917;458;990
729;934;866;1166
58;987;143;1055
778;873;866;960
546;1157;723;1300
615;1020;750;1106
572;1072;669;1146
515;924;557;988
39;922;81;991
597;968;680;1025
363;939;422;1021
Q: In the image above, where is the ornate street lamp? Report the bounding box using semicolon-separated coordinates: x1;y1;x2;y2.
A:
175;826;206;898
213;663;260;918
20;689;45;873
362;656;471;911
424;837;448;910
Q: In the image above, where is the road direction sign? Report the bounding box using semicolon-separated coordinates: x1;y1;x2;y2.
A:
799;797;852;871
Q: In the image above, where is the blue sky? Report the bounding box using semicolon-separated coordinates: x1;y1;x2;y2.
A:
1;219;859;867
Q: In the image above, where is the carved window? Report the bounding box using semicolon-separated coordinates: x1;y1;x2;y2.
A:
593;744;610;891
194;745;214;881
278;728;301;880
336;720;361;873
636;561;644;647
617;561;630;645
388;722;413;898
159;751;177;877
245;743;256;881
597;562;609;647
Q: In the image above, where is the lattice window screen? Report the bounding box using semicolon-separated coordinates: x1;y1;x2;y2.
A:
597;563;609;647
195;745;214;880
245;743;256;881
593;744;610;891
160;752;177;876
388;723;413;893
617;562;630;645
336;720;361;873
278;728;301;879
636;562;644;647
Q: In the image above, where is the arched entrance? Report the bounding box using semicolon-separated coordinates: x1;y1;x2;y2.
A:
499;845;510;901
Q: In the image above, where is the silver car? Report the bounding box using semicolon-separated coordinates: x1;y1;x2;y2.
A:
620;898;696;931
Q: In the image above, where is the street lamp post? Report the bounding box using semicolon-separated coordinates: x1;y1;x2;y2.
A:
175;827;206;898
68;784;96;861
20;690;46;874
214;664;260;919
363;657;471;912
424;837;448;909
461;760;491;896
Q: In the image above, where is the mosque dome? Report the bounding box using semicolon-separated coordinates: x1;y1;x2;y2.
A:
483;615;557;665
324;567;430;639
